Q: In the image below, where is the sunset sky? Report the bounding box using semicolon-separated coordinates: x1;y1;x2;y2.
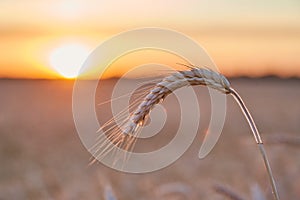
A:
1;0;300;79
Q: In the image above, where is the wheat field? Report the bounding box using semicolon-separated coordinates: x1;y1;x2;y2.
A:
0;77;299;200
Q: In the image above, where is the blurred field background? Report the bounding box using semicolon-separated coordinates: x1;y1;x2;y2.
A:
0;78;299;199
1;0;300;199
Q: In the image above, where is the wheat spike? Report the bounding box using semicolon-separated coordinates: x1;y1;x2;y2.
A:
123;67;231;135
96;66;279;200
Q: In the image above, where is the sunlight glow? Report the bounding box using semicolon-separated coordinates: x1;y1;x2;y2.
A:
56;0;84;19
49;43;89;79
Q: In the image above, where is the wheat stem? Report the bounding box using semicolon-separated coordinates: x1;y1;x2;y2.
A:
229;88;279;200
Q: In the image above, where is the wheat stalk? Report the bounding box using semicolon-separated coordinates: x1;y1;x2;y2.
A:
214;183;246;200
229;88;279;200
97;66;279;200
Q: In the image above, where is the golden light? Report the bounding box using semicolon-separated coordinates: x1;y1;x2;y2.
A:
49;43;89;79
56;0;84;19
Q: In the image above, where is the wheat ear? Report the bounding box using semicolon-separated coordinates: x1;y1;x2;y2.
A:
119;66;279;200
123;67;231;135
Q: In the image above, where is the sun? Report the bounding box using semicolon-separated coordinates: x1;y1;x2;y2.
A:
49;43;90;79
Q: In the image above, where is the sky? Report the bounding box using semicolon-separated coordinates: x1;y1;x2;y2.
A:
0;0;300;79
